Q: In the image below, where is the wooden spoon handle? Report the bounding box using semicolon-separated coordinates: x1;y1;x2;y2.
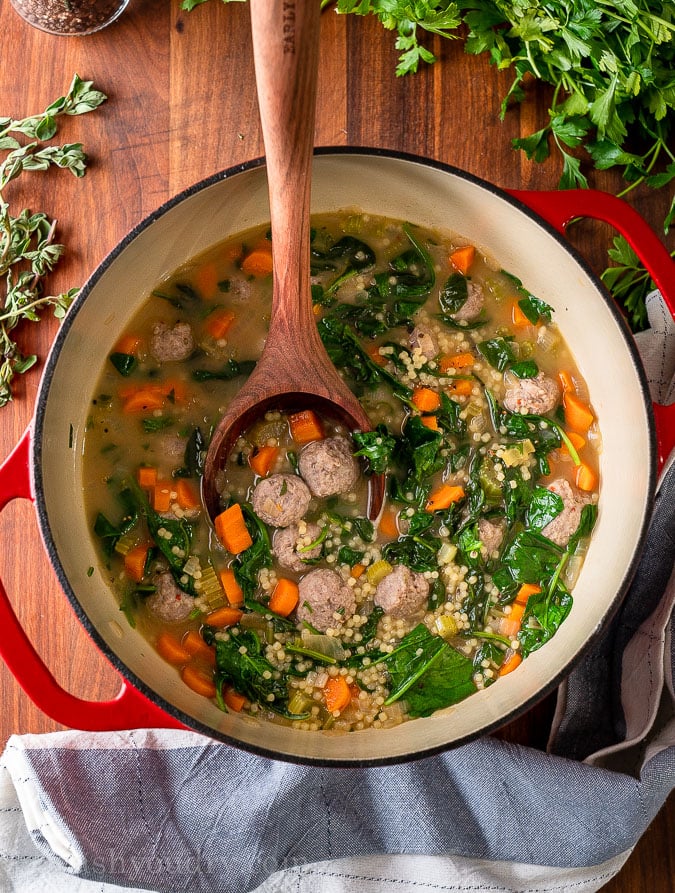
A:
249;0;320;344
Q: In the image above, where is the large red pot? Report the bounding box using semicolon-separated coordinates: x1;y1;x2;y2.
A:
1;150;673;764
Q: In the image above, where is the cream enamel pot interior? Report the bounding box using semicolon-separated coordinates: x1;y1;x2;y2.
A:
2;149;674;765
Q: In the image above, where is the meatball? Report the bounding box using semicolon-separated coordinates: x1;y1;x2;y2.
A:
503;371;559;415
295;568;357;632
150;321;194;363
374;564;430;618
541;478;591;547
273;521;323;573
297;436;360;498
450;281;484;322
251;473;312;528
408;326;438;359
478;517;504;556
146;572;195;622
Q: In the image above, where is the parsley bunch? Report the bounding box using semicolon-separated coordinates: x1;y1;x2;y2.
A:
0;75;106;406
185;0;674;330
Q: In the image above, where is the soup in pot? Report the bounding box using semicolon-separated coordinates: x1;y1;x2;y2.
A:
84;211;600;731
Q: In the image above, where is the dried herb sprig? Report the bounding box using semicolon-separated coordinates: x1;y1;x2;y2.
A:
0;74;107;406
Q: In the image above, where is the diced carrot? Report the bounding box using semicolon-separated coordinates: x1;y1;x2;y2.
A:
558;370;575;394
439;352;475;373
378;509;399;538
182;630;216;666
205;605;244;628
113;333;142;355
511;302;532;328
560;430;586;457
450;245;476;275
218;568;244;607
136;466;158;488
412;386;441;413
240;243;274;278
122;388;166;414
156;632;191;666
248;445;279;478
446;379;474;397
224;242;243;263
152;480;173;512
313;303;323;317
194;261;218;299
425;484;465;512
420;415;440;431
223;686;247;712
499;652;523;676
575;461;599;492
564;393;595;434
181;665;217;699
500;601;526;638
289;409;324;444
514;583;542;605
350;563;366;579
174;478;201;511
268;578;299;617
367;344;387;367
323;675;353;714
204;309;236;341
124;543;150;583
214;504;253;555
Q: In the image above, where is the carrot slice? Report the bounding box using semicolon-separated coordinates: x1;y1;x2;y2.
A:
182;630;216;666
136;466;158;488
323;675;352;714
223;686;247;712
514;583;542;605
420;415;440;431
446;379;474;397
511;302;532;328
152;480;173;512
575;461;598;492
425;484;465;512
124;543;149;583
367;344;387;367
268;578;299;617
499;601;526;638
205;605;244;628
350;563;366;579
122;389;166;414
181;665;217;699
174;478;201;511
450;245;476;275
214;504;253;555
289;409;324;444
248;445;279;478
439;352;475;372
156;632;191;666
558;370;575;394
564;393;595;433
378;509;399;538
204;309;235;341
113;333;142;355
499;652;523;676
218;568;244;607
241;243;274;277
412;387;441;413
194;261;218;299
560;430;586;457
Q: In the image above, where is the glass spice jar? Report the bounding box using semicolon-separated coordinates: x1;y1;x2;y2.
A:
9;0;129;35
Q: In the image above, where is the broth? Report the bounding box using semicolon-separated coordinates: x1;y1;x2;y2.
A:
84;211;600;731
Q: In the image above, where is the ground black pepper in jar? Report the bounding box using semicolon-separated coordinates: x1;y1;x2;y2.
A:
9;0;129;34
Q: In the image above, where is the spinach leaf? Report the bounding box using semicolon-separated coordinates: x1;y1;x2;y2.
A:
463;573;492;630
93;488;137;558
518;585;573;657
567;503;598;553
173;426;206;479
191;359;256;382
378;624;476;716
510;360;539;378
352;424;397;474
109;352;137;377
231;504;273;599
385;223;436;299
439;272;468;314
436;391;466;436
517;293;554;325
399;415;444;482
359;606;384;646
499;529;564;586
477;336;517;371
382;530;441;572
526;485;564;532
142;416;174;433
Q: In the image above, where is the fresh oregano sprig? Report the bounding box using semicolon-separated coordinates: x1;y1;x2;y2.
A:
0;74;106;406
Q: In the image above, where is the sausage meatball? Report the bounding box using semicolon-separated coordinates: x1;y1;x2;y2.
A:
478;517;504;557
251;474;312;528
273;521;323;573
150;321;194;363
449;281;484;322
297;435;360;498
146;572;195;622
374;564;430;618
541;478;591;547
503;371;559;415
295;568;357;632
408;326;438;359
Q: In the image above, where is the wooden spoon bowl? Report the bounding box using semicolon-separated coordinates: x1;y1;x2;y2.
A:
202;0;383;521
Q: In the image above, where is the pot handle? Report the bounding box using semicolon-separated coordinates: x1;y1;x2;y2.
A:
0;428;184;732
509;188;675;469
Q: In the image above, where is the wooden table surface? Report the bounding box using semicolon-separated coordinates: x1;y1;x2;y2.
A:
0;1;672;889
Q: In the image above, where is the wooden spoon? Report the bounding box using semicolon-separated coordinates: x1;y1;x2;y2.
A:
202;0;384;521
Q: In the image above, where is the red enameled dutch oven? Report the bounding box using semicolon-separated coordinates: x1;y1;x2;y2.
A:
1;150;674;765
